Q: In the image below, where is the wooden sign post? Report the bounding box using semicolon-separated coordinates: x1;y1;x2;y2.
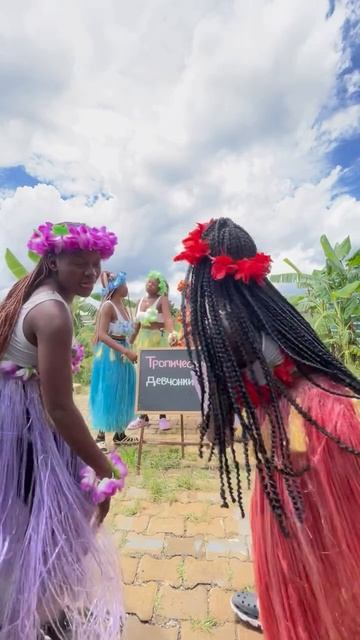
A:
135;348;206;473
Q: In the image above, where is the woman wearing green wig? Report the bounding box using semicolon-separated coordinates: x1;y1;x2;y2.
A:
128;271;178;431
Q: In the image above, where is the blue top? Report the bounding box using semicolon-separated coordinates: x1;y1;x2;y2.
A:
105;301;134;338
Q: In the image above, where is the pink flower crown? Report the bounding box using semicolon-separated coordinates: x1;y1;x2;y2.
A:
28;222;117;260
174;220;271;284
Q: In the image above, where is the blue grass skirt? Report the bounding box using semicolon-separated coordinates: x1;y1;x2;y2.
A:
89;342;136;433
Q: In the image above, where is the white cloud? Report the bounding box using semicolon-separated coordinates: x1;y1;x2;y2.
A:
0;0;359;294
320;104;360;145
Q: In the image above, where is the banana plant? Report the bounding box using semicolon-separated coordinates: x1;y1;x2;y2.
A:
271;235;360;367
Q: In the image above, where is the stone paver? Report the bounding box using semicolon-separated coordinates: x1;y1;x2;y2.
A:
183;558;229;588
148;516;185;536
209;587;235;622
224;514;243;537
236;623;262;639
205;537;249;560
186;518;225;537
139;501;164;516
115;514;150;533
126;487;149;500
158;585;208;620
120;556;139;584
123;582;158;621
164;535;204;558
76;396;255;637
181;622;237;640
124;616;179;640
159;502;207;518
228;559;255;589
122;533;165;557
138;556;182;587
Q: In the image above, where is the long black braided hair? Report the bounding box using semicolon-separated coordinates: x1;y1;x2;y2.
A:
181;217;360;535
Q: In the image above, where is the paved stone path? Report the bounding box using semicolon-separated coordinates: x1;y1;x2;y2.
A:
110;484;259;639
75;393;260;639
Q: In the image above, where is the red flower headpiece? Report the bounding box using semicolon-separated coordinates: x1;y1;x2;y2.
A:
211;253;272;284
174;221;272;285
174;221;212;266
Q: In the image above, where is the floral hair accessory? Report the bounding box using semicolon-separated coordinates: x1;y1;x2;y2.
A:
211;253;272;284
101;271;127;296
173;221;212;266
147;271;168;296
28;222;118;260
80;451;128;504
174;220;271;285
71;342;85;374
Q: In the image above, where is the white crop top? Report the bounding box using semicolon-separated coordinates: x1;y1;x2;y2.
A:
2;290;70;368
136;297;164;325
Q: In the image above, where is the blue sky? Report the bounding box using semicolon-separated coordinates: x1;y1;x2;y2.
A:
0;166;39;191
0;0;359;296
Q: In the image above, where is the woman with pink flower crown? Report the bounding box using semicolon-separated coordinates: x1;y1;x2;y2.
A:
0;222;127;639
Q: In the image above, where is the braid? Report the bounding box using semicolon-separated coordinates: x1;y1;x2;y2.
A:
182;217;360;534
0;260;50;358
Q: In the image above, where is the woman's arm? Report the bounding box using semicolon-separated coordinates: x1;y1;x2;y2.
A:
98;302;136;362
160;296;174;333
129;300;140;344
130;321;141;345
31;301;113;480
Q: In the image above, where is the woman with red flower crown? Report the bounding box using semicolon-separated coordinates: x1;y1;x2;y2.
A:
174;217;360;640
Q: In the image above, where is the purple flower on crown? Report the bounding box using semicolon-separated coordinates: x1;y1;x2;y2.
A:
27;222;118;260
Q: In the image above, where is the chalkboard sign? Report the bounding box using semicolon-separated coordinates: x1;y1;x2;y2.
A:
136;348;201;414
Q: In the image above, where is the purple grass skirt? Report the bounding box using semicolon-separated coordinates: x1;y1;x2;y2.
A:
0;373;124;639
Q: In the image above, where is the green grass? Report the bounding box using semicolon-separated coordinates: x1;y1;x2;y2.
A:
117;531;128;548
177;559;186;582
190;617;218;633
185;504;211;524
153;589;163;616
174;471;199;491
147;447;182;470
120;500;141;516
118;447;138;472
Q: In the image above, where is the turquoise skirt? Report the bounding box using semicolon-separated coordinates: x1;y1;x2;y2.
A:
89;342;136;433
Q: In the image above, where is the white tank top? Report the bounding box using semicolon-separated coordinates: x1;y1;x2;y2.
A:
2;290;70;367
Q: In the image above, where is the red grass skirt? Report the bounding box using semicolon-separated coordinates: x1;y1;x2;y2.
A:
251;377;360;640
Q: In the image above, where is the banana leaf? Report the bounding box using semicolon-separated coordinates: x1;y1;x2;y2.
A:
5;249;29;279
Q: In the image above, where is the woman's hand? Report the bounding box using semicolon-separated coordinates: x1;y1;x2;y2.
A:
125;349;138;364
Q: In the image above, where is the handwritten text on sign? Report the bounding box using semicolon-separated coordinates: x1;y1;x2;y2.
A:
136;348;200;413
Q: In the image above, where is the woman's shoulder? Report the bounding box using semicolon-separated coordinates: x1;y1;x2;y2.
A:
101;299;115;315
26;297;72;337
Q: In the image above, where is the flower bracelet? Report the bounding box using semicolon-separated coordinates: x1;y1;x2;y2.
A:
168;331;179;347
80;452;128;504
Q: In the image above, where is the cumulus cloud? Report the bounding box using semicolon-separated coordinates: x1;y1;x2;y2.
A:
0;0;359;297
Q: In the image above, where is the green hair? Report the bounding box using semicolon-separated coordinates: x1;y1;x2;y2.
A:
147;271;168;296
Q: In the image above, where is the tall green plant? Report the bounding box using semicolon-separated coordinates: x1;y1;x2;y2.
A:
271;235;360;367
